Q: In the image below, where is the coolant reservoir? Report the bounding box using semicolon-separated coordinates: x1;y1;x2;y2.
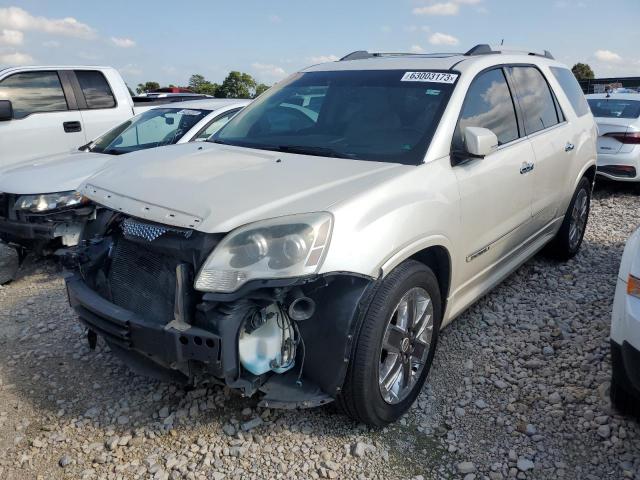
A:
238;306;294;376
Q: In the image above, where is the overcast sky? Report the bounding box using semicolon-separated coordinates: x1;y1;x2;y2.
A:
0;0;639;87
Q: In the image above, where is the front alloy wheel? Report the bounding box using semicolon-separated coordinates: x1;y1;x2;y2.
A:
337;260;442;426
379;287;434;404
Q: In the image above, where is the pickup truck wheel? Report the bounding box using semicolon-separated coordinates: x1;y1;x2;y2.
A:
337;260;441;426
547;176;591;260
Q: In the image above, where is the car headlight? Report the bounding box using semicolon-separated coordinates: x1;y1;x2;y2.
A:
195;212;333;293
628;274;640;299
15;191;87;213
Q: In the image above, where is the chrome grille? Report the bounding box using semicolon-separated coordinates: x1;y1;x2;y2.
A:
121;217;192;242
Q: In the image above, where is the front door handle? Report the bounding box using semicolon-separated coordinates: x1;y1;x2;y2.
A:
565;142;575;152
520;161;534;174
63;121;82;133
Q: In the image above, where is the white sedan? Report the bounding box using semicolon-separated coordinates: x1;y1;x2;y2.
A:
610;227;640;417
587;93;640;182
0;99;249;255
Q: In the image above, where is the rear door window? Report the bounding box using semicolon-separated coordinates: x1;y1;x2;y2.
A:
509;66;560;135
550;67;590;117
75;70;116;109
0;71;68;118
453;68;520;151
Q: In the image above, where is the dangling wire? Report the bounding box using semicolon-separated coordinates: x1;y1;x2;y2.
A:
275;304;297;371
293;321;306;387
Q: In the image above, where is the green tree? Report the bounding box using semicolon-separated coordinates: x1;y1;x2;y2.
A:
254;83;270;98
188;74;218;95
136;81;160;94
217;71;257;99
571;63;595;81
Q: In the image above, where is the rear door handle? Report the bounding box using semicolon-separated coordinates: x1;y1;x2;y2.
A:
63;121;82;133
565;142;575;152
520;161;534;174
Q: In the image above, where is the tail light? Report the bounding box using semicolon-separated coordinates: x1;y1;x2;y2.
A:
604;131;640;144
628;274;640;299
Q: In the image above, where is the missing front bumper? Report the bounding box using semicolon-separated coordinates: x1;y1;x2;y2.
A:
66;269;375;407
67;275;224;373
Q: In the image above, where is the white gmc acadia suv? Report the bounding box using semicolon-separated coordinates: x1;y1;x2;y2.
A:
65;45;597;426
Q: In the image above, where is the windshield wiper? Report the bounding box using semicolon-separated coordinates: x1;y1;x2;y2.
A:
103;149;124;156
276;145;353;159
209;139;352;159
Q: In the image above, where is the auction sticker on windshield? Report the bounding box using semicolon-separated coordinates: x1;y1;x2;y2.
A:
401;72;458;83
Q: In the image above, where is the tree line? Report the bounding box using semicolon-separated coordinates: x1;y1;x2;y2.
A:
135;63;595;99
571;63;594;80
136;71;271;99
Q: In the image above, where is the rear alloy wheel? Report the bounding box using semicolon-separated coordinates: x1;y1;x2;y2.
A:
337;260;442;426
547;176;591;260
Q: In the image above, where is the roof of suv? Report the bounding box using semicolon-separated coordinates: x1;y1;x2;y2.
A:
304;45;566;74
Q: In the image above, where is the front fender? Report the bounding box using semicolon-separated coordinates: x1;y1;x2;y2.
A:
378;234;454;278
319;158;460;279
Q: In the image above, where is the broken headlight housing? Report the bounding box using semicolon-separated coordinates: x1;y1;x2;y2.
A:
195;212;333;293
15;191;87;213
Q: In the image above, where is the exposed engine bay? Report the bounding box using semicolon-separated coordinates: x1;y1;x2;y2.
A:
64;211;374;408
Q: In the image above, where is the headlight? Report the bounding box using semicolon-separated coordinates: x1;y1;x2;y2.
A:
195;212;333;292
628;274;640;299
15;191;87;213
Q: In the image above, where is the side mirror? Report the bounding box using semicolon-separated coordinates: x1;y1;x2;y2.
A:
0;100;13;121
464;126;498;157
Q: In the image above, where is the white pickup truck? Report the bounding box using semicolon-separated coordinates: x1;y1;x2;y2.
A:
0;65;195;168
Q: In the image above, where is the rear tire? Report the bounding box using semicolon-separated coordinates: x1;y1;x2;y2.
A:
547;176;591;260
337;260;442;426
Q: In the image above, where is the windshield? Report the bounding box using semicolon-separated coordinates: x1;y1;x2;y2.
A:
213;70;457;165
89;107;210;155
588;98;640;119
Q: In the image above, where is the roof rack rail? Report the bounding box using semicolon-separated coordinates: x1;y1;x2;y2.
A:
339;50;463;61
464;44;554;60
340;51;375;61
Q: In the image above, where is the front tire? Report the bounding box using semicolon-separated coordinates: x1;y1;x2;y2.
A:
337;260;442;426
547;176;591;260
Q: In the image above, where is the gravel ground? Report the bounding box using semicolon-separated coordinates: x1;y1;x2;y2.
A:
0;180;639;480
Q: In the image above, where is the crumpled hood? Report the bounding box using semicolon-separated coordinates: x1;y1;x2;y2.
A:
80;142;406;233
0;151;110;194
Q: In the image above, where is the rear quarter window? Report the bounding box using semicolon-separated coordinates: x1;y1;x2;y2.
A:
550;67;590;117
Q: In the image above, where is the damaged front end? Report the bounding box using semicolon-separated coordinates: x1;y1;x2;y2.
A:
64;212;375;409
0;192;94;253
